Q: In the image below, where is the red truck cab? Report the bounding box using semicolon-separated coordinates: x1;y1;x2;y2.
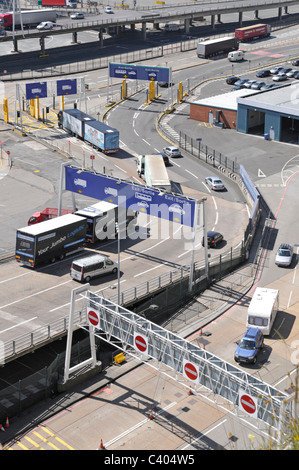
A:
28;208;73;225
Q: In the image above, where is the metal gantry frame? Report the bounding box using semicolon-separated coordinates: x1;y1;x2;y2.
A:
64;286;294;441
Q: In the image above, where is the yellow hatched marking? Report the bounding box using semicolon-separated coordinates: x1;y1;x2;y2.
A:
16;441;29;450
24;435;45;450
41;426;75;450
33;431;60;450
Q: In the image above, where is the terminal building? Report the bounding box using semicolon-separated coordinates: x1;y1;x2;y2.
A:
190;82;299;144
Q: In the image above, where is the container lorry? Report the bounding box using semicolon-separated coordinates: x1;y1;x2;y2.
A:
16;213;87;267
197;36;239;58
0;9;57;29
58;109;119;153
235;24;271;42
246;287;279;335
136;154;171;192
75;201;137;243
27;208;73;225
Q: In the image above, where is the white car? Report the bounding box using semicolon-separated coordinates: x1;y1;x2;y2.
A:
163;146;181;157
275;243;294;267
104;6;113;13
70;12;85;19
205;176;225;191
37;21;54;30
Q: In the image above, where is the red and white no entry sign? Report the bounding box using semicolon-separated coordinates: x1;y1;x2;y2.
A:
239;390;257;418
182;359;199;383
87;309;99;327
134;332;148;354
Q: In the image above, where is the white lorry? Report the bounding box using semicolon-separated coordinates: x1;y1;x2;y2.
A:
136;154;171;192
246;287;279;335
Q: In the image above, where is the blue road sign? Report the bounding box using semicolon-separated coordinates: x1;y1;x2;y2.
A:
109;63;170;82
25;82;47;100
57;79;77;96
65;166;195;227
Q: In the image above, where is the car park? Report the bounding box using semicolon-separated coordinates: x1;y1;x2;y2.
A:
202;231;224;248
205;176;225;190
104;6;113;13
226;76;240;85
70;12;85;19
251;81;266;90
275;243;294;267
37;21;54;30
234;328;264;364
256;69;271;78
270;65;284;74
70;254;118;283
163;146;181;157
292;59;299;66
273;73;288;81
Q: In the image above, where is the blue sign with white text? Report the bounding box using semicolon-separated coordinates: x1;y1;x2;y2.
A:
25;82;47;100
57;79;77;96
65;166;195;227
109;63;170;82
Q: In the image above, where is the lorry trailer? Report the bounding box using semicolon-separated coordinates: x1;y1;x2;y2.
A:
0;9;57;29
137;154;171;192
235;24;271;42
16;213;87;267
197;36;239;58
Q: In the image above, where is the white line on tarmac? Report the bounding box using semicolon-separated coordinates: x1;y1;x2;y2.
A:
0;317;38;334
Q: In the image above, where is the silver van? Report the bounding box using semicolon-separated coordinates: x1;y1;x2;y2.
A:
70;254;117;282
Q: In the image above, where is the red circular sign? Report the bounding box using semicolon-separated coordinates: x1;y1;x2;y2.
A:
88;309;99;327
135;335;147;352
184;362;198;381
240;394;256;414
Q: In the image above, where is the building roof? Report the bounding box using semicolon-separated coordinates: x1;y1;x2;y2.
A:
190;88;258;111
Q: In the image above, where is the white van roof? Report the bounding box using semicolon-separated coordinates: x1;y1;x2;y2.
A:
72;253;110;267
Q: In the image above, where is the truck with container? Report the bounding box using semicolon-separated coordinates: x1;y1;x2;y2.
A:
0;9;57;29
27;207;73;225
235;24;271;42
136;154;171;192
42;0;77;7
16;213;87;267
58;109;119;153
197;36;239;58
246;287;279;335
75;201;137;243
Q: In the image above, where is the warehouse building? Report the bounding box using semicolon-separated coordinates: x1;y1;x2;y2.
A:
190;82;299;144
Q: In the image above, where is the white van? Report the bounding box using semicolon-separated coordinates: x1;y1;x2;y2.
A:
228;50;245;62
246;287;279;335
164;23;180;32
70;254;117;283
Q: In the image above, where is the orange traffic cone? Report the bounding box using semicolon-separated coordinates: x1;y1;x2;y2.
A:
5;417;9;428
0;424;5;432
98;439;105;450
188;388;193;396
149;409;154;420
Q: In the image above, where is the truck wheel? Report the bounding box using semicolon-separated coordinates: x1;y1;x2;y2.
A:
85;276;91;283
50;257;56;263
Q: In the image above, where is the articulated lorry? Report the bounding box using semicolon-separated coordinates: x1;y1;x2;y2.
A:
0;9;57;29
75;201;136;243
136;154;171;192
42;0;77;7
58;109;119;153
16;213;87;267
27;207;73;225
197;36;239;58
235;24;271;42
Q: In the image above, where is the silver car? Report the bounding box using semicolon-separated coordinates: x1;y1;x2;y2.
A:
275;243;294;267
205;176;225;191
163;146;181;157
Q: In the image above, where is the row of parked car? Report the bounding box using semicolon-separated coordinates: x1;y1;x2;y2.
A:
226;59;299;91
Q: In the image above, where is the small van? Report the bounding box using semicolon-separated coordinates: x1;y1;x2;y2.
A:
70;254;117;283
164;23;180;32
228;50;245;62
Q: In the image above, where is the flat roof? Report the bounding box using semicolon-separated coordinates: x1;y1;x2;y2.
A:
237;82;299;117
190;88;258;111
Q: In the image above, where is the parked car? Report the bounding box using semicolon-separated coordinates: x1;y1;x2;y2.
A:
286;69;297;77
270;65;284;74
70;12;85;19
292;59;299;66
279;67;292;74
37;21;54;30
234;328;264;364
273;73;288;81
256;69;271;78
251;81;266;90
293;71;299;79
205;176;225;191
275;243;294;267
202;231;224;248
260;83;280;90
104;6;113;13
226;76;240;85
244;80;257;88
233;78;250;88
163;146;181;157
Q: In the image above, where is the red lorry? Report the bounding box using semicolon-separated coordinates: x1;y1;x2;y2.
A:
235;24;271;42
28;208;73;225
